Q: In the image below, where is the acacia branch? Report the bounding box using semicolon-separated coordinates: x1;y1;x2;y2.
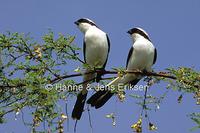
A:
50;70;176;84
0;70;178;89
67;45;85;64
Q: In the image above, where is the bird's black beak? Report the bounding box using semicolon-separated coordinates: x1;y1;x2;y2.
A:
74;21;79;25
127;30;131;34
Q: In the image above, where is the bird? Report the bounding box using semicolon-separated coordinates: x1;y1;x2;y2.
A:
72;18;110;120
87;27;157;109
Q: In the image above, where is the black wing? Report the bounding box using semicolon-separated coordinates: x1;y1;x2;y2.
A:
102;34;110;69
126;46;134;68
83;39;86;63
153;48;157;64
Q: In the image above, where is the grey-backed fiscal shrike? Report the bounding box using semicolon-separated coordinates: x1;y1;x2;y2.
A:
87;27;157;109
72;18;110;119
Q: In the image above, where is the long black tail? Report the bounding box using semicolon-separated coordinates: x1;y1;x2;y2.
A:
72;92;87;120
87;90;113;109
87;79;141;109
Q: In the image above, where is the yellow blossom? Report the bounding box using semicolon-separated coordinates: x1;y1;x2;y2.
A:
61;113;68;119
131;117;142;133
149;122;157;131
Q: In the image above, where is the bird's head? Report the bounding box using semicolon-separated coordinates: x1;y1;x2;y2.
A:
74;18;97;33
127;27;151;42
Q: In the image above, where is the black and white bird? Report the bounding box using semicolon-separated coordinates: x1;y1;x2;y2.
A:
72;18;110;120
87;27;157;109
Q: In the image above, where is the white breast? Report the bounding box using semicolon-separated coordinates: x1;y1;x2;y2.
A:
127;39;155;71
84;27;109;68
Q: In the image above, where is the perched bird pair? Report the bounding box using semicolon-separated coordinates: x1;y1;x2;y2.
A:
72;18;157;120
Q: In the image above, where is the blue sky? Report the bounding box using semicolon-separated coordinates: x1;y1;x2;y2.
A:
0;0;200;133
